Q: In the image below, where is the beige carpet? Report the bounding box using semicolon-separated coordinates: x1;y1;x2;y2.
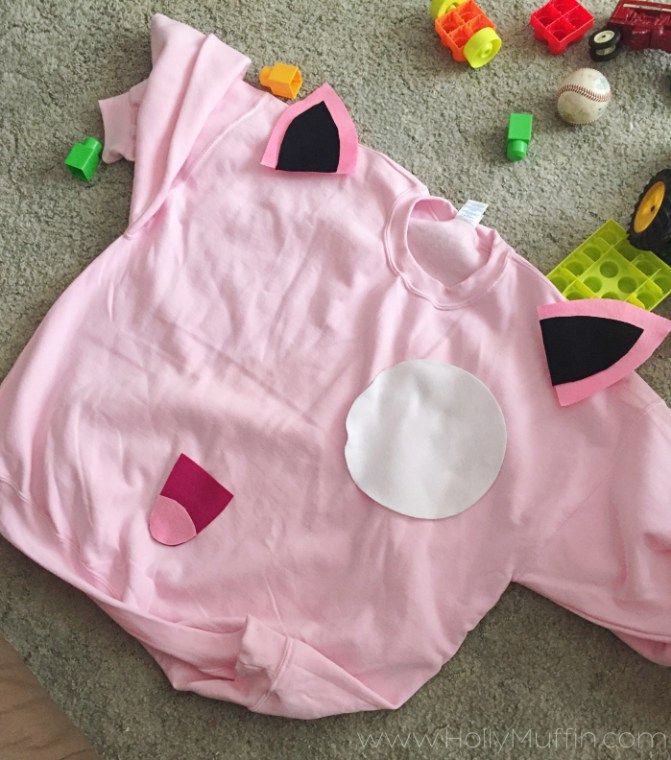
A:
0;0;669;758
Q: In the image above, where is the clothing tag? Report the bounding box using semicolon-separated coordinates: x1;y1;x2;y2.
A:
456;200;488;226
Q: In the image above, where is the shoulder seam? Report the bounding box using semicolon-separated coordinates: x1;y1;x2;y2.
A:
124;87;266;240
360;144;428;192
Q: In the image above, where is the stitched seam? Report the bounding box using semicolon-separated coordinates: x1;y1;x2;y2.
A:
249;637;294;711
361;144;429;188
176;93;266;190
557;83;611;102
0;467;158;589
0;471;262;661
534;595;671;643
382;191;510;311
123;90;265;240
0;473;119;597
641;398;670;427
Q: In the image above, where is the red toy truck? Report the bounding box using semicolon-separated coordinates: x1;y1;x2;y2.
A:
589;0;671;61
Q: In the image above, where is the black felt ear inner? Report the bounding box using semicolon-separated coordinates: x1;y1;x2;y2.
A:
276;101;340;173
540;315;643;385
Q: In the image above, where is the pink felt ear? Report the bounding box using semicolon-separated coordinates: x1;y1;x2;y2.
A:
538;299;671;406
261;83;358;175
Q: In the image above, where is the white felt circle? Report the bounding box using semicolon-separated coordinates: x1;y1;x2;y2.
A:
344;360;507;519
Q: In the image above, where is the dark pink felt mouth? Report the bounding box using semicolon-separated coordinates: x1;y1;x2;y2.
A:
149;453;234;545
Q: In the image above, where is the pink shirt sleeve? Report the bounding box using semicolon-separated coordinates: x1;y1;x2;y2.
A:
98;13;250;234
514;399;671;664
98;81;147;163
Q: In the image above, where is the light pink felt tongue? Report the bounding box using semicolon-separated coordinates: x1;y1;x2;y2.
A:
149;494;198;545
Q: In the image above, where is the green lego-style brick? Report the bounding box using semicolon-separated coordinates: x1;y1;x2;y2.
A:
547;220;671;311
65;136;103;181
507;113;533;162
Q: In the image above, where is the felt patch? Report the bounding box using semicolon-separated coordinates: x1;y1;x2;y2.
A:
540;317;643;385
538;299;671;406
344;360;507;520
261;83;358;174
149;453;233;545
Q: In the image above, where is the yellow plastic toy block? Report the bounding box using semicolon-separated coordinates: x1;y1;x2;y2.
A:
259;63;303;99
430;0;467;20
547;220;671;310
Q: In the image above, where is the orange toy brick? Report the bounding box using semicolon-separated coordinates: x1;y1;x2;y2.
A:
434;0;502;68
259;63;303;99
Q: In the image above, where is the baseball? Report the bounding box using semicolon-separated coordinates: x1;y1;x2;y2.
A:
557;68;612;125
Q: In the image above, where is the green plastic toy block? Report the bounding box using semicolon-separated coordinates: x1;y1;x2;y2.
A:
507;113;533;162
65;136;103;181
547;220;671;310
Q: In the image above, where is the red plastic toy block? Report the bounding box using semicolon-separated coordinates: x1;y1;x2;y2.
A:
435;0;496;62
530;0;594;54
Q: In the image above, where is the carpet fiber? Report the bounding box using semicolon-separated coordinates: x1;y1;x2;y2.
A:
1;1;670;758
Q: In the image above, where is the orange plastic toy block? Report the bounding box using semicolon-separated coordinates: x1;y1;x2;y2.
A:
434;0;502;68
259;63;303;99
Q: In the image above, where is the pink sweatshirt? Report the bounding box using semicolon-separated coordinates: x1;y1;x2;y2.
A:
0;14;669;719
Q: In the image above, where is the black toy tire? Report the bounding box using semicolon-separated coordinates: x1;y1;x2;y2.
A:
589;27;621;50
629;169;671;264
589;44;621;62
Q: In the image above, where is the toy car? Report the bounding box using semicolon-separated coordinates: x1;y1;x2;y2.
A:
629;169;671;266
588;0;671;61
431;0;502;69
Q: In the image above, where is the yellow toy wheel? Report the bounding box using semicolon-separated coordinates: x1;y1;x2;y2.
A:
430;0;467;20
633;181;665;233
463;27;502;69
629;169;671;263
